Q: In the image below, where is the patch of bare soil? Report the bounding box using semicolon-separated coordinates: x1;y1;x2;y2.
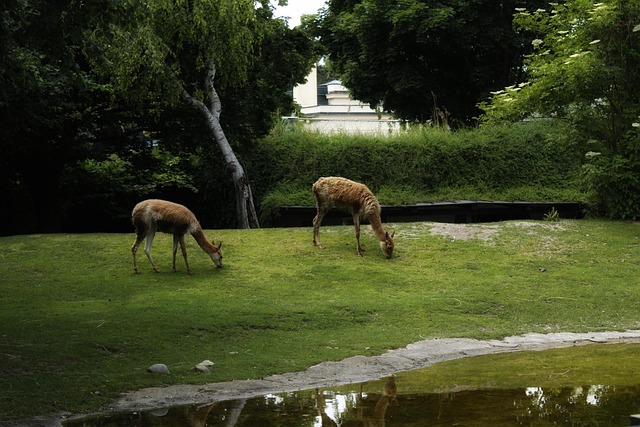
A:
424;220;568;244
427;222;501;242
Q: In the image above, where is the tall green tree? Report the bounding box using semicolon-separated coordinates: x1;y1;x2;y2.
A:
312;0;550;125
139;10;319;228
87;0;274;228
480;0;640;219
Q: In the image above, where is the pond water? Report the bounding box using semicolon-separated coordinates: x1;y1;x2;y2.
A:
64;382;640;427
63;381;640;426
64;345;640;427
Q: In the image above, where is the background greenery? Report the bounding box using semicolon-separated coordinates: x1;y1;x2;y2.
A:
1;219;638;420
249;120;585;225
2;0;639;234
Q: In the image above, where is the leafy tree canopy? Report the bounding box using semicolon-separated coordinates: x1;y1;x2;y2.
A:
86;0;258;107
480;0;640;151
312;0;549;125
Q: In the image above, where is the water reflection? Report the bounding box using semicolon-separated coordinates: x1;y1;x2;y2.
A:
65;375;640;427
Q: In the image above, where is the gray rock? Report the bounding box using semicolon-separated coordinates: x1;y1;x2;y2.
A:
194;360;214;373
147;363;170;374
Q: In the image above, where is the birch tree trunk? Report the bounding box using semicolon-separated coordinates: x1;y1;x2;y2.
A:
179;60;260;229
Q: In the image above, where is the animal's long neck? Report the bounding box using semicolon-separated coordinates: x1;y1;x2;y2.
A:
363;195;387;242
191;225;216;254
368;209;388;242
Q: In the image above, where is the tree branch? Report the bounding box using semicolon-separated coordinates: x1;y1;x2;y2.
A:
205;58;219;115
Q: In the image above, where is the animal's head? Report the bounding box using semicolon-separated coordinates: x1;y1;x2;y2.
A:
209;241;223;267
380;231;395;259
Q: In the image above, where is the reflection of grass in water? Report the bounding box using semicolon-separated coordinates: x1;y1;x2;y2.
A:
390;343;640;394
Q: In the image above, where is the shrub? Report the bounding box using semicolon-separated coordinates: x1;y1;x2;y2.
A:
580;132;640;220
246;120;585;226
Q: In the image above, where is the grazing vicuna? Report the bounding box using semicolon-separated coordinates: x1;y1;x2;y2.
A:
312;177;395;258
131;199;223;274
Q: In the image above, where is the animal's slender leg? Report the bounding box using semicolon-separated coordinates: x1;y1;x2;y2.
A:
313;207;328;248
178;235;192;275
144;232;159;273
131;232;146;273
172;234;179;272
353;214;363;256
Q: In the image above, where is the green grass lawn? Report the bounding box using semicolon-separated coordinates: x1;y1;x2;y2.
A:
1;219;639;420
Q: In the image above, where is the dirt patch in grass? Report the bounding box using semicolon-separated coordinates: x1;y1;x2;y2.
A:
428;223;501;242
424;221;568;243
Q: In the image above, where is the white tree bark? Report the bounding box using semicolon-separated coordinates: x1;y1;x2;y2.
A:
179;60;259;229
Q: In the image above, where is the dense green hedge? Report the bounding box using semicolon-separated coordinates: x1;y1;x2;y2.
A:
580;133;640;220
243;120;585;226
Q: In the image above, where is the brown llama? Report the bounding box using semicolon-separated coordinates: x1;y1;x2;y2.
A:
312;177;395;258
131;199;223;274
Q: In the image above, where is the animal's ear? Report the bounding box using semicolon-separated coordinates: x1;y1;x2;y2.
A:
391;231;395;238
217;241;222;250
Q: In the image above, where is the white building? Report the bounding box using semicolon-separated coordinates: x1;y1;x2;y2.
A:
289;67;400;134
